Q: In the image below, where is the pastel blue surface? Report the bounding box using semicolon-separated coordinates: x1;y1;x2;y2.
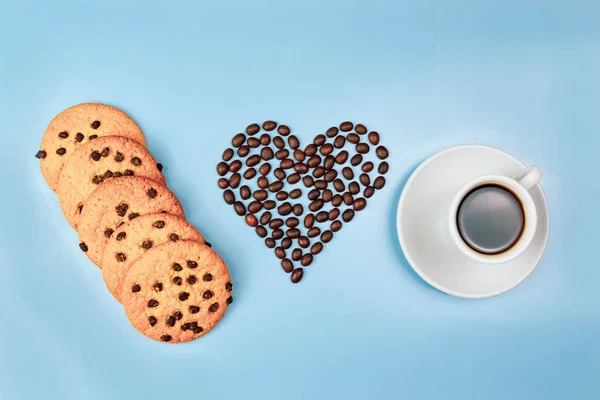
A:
1;1;598;399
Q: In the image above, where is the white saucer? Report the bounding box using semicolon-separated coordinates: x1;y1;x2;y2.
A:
397;145;550;298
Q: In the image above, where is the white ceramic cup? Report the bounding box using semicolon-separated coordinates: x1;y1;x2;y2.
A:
448;166;542;264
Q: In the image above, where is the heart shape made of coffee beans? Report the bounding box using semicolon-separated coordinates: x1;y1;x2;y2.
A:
217;121;390;284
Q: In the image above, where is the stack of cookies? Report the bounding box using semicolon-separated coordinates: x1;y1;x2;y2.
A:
35;103;233;343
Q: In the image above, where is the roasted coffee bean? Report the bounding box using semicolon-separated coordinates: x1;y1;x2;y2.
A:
253;190;268;201
328;195;341;208
265;238;276;248
356;143;370;154
334;136;346;149
248;201;263;213
256;226;268;238
324;155;335;170
343;192;354;205
237;145;250;157
367;131;380;145
275;247;286;259
288;228;301;239
351;154;363;166
360;173;371;186
257;176;269;189
342;167;354;180
35;150;47;159
276;191;289;201
290;188;302;199
305;144;318;156
247;155;261;167
234;201;246;216
340;121;353;131
314;134;326;146
270;218;284;229
291;268;304;283
311;242;323;255
229;160;242;173
260;133;272;146
362;162;374;173
259;163;271;176
355;124;367;134
314;180;327;190
278;125;291;136
229;173;241;188
376;146;389;159
281;259;294;273
316;211;329;223
293;149;306;162
274;168;286;180
245;214;258;227
286;217;299;228
217;162;228;176
301;253;314;267
331;220;343;232
240;186;251;200
313;167;325;179
378;162;389;174
347;133;360;144
304;214;315;228
261;147;274;160
324;170;337;182
292;248;302;261
308;189;320;201
280;159;294;169
320;143;334;156
309;199;324;212
354;197;367;211
298;236;310;248
264;200;276;210
246;123;260;135
303;176;314;187
321;230;333;243
333;179;346;192
248;137;260;148
322;189;333;202
329;208;340;220
260;211;272;225
294;163;309;174
275;149;289;160
373;176;385;190
232;133;245;147
281;237;292;249
288;135;300;150
222;148;234;161
268;180;284;193
278;202;293;216
287;173;301;185
293;204;303;216
272;229;284;240
273;136;285;149
306;226;321;238
244;168;256;179
364;186;375;198
326;126;339;138
263;120;277;131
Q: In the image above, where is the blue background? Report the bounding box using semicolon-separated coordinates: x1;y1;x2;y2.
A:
1;1;598;399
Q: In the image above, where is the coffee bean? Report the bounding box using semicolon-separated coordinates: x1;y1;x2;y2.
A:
301;253;314;267
217;162;228;176
293;204;303;216
354;197;367;211
270;218;284;229
322;189;333;202
329;208;340;220
324;155;335;170
278;202;293;216
245;214;258;227
373;176;385;189
351;154;363;166
332;194;343;206
237;145;250;157
253;189;267;201
356;143;370;154
309;199;324;212
288;135;300;150
378;161;389;174
294;163;308;174
316;211;329;223
240;186;251;200
263;120;277;131
276;191;289;201
305;144;318;156
355;123;367;134
304;156;318;169
314;135;326;146
275;149;289;160
347;133;360;144
333;179;346;192
303;176;314;187
311;242;323;255
332;136;345;150
298;236;310;248
257;177;269;189
222;148;234;161
291;149;305;162
248;201;263;213
292;248;302;261
246;123;260;135
258;163;271;176
366;131;379;145
278;125;291;136
247;155;261;167
270;168;284;180
290;189;302;199
229;160;242;173
288;228;301;239
234;201;246;216
232;133;245;147
349;181;360;194
343;192;354;205
308;189;320;201
264;200;276;210
260;148;274;161
313;167;325;179
376;146;389;159
304;214;315;228
281;259;294;273
256;226;267;238
273;136;285;149
275;247;286;259
260;211;272;225
340;121;353;132
281;237;292;249
314;180;327;190
342;167;354;180
244;168;257;179
35;150;47;159
229;173;241;188
320;143;334;156
307;227;321;238
360;173;371;186
272;229;284;240
286;217;299;228
364;186;375;198
321;230;333;243
362;162;374;173
331;220;343;232
218;177;229;189
291;268;304;283
280;159;294;169
247;138;260;148
268;180;284;193
265;238;276;248
324;170;337;182
322;126;338;138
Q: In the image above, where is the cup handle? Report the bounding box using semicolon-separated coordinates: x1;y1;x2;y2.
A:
514;165;542;190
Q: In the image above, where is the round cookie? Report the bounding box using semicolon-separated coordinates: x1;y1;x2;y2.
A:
78;177;185;267
102;213;205;303
37;103;147;192
120;240;233;343
57;136;165;229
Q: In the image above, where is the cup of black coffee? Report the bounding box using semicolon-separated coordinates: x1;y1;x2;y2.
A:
448;166;542;264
